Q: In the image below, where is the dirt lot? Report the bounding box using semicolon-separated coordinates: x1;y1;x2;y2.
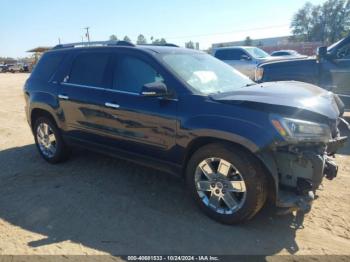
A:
0;73;350;256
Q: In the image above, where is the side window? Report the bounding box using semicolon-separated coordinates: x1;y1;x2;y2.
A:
31;52;65;81
336;44;350;59
68;52;110;87
215;49;246;60
114;56;164;93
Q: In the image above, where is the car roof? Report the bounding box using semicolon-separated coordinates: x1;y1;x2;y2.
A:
46;42;203;56
138;45;203;54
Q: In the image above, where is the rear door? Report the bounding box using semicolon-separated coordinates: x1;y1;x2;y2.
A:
58;50;114;142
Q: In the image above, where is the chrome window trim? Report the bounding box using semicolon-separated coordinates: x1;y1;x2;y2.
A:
61;82;139;96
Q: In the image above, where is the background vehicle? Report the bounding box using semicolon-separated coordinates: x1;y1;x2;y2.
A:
212;46;289;79
24;41;347;224
0;64;8;72
271;50;307;58
8;63;28;73
256;35;350;108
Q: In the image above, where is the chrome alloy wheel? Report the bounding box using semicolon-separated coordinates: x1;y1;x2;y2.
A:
194;158;247;214
36;123;57;158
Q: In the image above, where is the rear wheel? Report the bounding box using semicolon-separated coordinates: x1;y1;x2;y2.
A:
186;143;267;224
34;117;70;164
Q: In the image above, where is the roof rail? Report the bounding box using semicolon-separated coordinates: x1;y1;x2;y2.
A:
163;43;179;47
138;43;179;47
53;40;135;49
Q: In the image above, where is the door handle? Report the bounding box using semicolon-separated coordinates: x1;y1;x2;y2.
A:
105;102;120;109
58;94;69;100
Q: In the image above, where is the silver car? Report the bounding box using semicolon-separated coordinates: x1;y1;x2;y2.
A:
212;46;285;79
271;50;307;58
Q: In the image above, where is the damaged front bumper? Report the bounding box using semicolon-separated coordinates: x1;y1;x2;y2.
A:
259;122;348;214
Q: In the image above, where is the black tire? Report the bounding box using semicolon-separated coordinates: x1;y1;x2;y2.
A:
33;116;70;164
186;143;267;224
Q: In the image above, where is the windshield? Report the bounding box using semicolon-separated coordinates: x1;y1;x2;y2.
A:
244;47;270;58
162;53;254;94
328;38;344;51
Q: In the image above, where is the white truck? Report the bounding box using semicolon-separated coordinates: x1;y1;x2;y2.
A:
212;46;286;79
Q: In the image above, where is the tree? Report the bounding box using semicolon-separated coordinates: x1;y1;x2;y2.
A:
136;34;147;45
291;0;350;43
152;38;167;45
123;36;132;42
109;34;118;41
244;36;253;46
185;41;195;49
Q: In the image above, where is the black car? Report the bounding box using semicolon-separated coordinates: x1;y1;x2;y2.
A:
256;35;350;108
24;41;348;224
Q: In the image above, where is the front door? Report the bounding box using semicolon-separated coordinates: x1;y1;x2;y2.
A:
100;52;178;163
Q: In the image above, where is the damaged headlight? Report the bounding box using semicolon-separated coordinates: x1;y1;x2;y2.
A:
271;117;331;143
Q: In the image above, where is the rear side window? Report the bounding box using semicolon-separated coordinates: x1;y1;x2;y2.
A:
273;51;288;56
69;52;110;87
214;49;245;60
31;52;65;81
114;56;164;93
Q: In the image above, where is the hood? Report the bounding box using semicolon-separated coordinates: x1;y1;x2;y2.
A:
259;57;316;67
211;81;341;119
257;55;308;63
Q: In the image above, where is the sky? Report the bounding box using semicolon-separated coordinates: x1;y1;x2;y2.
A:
1;0;327;57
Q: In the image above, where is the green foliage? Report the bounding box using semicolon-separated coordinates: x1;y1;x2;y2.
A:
185;41;195;49
152;38;167;45
123;36;132;42
109;34;118;41
244;36;253;46
136;34;147;45
291;0;350;43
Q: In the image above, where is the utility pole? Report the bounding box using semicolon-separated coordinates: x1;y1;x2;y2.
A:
84;27;91;43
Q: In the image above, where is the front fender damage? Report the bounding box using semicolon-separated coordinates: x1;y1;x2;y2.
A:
258;133;347;215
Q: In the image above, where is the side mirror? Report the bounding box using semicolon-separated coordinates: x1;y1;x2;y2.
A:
141;82;168;97
241;54;251;61
317;46;328;60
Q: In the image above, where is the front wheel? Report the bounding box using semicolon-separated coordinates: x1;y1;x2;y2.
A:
186;143;267;224
34;117;70;164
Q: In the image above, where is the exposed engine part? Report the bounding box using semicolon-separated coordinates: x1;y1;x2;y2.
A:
327;136;348;155
277;190;314;215
324;157;338;180
339;117;350;131
297;178;313;195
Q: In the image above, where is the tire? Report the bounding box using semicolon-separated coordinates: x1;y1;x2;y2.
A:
186;143;267;224
33;116;70;164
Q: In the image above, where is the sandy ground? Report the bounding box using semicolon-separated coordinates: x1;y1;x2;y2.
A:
0;73;350;256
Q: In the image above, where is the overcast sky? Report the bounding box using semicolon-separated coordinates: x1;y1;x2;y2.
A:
1;0;326;57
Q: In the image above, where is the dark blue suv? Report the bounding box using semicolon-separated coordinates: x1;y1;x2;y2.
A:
24;41;348;224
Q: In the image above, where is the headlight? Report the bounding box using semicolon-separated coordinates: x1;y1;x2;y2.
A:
271;117;331;143
255;67;264;81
